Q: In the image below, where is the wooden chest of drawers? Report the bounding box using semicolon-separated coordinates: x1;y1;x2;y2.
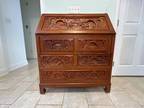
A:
36;14;115;94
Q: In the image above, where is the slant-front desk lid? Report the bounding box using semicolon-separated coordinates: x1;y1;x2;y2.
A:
36;13;115;34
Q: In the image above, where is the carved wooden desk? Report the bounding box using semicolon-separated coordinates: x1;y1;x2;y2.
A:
36;14;115;94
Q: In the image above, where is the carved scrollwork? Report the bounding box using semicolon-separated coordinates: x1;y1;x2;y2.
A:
41;71;106;82
40;55;73;67
78;39;107;50
78;54;109;65
43;39;74;51
43;16;108;31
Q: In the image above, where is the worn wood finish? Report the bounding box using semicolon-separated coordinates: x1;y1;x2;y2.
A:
36;14;115;94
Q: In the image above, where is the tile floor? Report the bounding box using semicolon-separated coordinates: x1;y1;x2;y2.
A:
0;60;144;108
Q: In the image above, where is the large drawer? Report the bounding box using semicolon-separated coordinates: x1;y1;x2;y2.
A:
39;55;74;68
40;70;107;83
76;36;111;52
39;36;74;53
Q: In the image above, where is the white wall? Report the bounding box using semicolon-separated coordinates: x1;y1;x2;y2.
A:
40;0;118;26
0;0;28;77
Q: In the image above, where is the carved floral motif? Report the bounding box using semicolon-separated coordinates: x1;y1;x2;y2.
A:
42;39;74;51
40;55;73;67
42;16;108;31
78;39;107;50
41;71;106;82
78;54;109;65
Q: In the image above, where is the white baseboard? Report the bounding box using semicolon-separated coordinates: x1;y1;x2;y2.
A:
0;60;28;77
112;66;144;76
8;60;28;72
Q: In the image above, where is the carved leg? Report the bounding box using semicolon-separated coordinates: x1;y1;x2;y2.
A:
104;84;111;93
39;85;46;94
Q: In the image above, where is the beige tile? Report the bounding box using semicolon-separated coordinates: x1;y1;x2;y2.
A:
0;105;9;108
119;78;144;106
38;88;64;105
125;86;144;105
1;60;144;108
86;88;113;105
116;106;142;108
109;91;141;107
22;73;38;82
10;91;40;108
111;77;130;91
36;105;61;108
63;92;88;108
89;106;116;108
27;80;39;91
0;82;32;104
0;75;26;90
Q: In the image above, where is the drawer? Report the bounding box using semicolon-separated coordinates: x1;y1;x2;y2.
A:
76;36;111;52
77;53;110;66
39;36;74;52
40;70;107;83
39;55;74;68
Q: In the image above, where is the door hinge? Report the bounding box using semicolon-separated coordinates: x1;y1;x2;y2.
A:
112;61;114;66
117;19;119;27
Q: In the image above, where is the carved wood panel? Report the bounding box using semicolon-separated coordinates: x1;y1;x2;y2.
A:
40;55;74;67
41;70;106;83
77;38;109;51
42;16;109;31
78;54;109;66
40;37;74;52
36;14;116;94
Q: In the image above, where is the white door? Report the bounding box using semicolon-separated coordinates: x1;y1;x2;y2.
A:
113;0;144;75
20;0;40;59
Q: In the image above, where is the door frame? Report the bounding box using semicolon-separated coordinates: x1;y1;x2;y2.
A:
20;0;41;59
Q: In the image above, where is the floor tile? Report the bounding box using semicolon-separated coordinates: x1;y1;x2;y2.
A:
27;80;39;91
121;80;144;106
10;91;40;108
109;91;141;107
0;60;144;108
63;91;88;108
36;105;61;108
116;106;142;108
89;106;116;108
38;88;64;105
0;82;32;104
111;77;127;91
0;105;9;108
86;88;113;105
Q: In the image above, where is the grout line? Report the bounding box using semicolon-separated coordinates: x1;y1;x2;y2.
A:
61;88;67;108
84;88;90;108
36;104;62;105
107;92;117;108
125;89;143;107
34;95;41;108
9;82;33;106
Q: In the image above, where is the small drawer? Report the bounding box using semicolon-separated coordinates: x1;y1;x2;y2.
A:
76;36;111;52
78;53;110;66
39;55;74;68
40;70;107;83
39;36;74;52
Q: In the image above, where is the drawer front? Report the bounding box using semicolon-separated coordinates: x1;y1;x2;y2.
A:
40;70;107;83
78;53;110;66
39;55;74;68
39;36;74;52
76;36;111;52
